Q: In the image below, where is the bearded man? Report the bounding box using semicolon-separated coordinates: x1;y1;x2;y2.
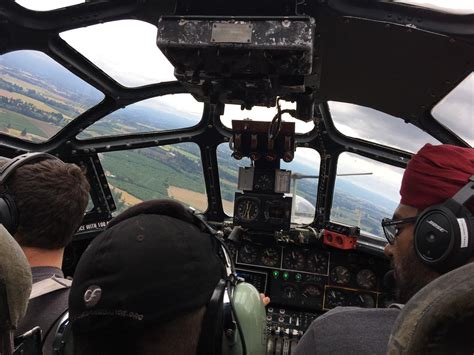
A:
295;143;474;355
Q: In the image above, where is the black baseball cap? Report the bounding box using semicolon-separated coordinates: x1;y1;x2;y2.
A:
69;201;225;334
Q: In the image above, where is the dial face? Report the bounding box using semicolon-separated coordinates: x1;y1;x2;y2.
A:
302;284;322;298
325;288;348;308
236;198;259;222
330;266;351;285
261;247;280;267
356;269;377;290
354;293;376;308
306;251;329;274
238;244;258;264
255;174;273;191
283;249;306;271
282;284;297;300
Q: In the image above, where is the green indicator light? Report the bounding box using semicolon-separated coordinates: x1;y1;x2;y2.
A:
283;272;289;280
295;273;302;282
272;270;279;278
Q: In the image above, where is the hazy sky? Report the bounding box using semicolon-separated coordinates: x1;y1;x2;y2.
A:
12;0;474;203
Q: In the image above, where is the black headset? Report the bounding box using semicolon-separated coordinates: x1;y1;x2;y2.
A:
104;199;249;355
0;152;59;236
414;175;474;273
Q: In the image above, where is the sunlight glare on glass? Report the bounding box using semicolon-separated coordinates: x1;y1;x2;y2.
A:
60;20;175;87
393;0;473;14
432;72;474;147
16;0;84;11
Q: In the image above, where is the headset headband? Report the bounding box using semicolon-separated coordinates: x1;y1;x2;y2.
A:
452;175;474;206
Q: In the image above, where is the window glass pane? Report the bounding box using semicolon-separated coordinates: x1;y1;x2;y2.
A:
15;0;84;11
331;153;404;238
99;143;207;215
0;50;104;142
329;101;439;153
221;101;314;134
61;20;175;87
432;72;473;147
78;94;203;139
392;1;473;14
282;148;321;224
217;144;320;224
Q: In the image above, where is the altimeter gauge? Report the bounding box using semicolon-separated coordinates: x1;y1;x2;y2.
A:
236;197;260;222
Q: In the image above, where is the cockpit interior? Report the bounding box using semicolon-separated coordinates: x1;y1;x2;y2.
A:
0;0;473;354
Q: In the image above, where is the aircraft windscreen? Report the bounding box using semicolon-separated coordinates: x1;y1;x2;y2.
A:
332;153;404;238
0;50;104;142
218;144;321;225
60;20;175;87
392;0;474;14
15;0;85;11
329;101;440;153
77;94;203;139
432;72;474;147
98;143;208;215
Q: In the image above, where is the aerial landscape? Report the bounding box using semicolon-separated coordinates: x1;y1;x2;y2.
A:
0;50;396;237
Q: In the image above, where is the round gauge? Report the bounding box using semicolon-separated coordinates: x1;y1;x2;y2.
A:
261;247;280;267
283;249;306;270
282;285;297;300
355;293;376;308
326;288;347;309
306;251;329;274
302;284;322;298
356;269;377;290
238;244;258;264
255;174;273;191
330;266;351;285
236;198;259;222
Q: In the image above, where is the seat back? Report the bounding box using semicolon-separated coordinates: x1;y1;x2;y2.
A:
387;262;474;354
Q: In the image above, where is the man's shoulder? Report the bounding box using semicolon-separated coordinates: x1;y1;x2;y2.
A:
306;306;401;338
294;307;401;355
319;306;400;321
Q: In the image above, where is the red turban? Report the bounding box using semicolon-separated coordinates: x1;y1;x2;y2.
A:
400;144;474;212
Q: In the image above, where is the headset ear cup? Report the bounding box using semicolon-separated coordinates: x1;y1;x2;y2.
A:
223;282;267;355
0;194;18;235
414;202;473;273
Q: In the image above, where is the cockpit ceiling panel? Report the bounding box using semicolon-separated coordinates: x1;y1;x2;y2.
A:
329;102;440;153
318;15;474;122
0;50;104;143
60;20;175;88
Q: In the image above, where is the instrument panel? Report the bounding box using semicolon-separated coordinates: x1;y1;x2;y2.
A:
228;241;392;312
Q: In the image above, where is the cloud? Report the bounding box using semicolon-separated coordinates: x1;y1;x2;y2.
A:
329;102;441;153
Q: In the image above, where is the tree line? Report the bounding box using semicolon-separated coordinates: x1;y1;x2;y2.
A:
0;96;66;126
